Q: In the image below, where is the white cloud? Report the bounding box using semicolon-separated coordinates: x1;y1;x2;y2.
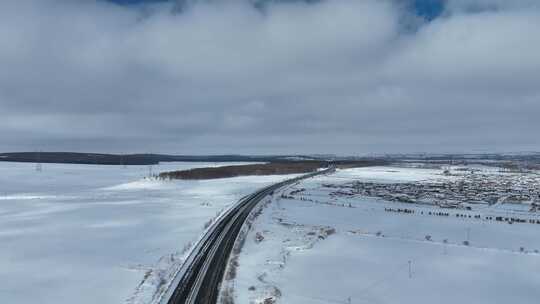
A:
0;0;539;154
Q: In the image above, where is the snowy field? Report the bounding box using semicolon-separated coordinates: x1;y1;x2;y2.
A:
231;166;540;304
0;161;298;304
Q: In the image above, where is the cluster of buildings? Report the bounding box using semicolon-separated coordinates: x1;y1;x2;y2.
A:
324;171;540;212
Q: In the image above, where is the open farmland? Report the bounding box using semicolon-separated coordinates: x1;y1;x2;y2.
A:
0;161;301;304
229;166;540;304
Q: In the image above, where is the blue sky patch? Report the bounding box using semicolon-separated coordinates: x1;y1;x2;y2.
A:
107;0;446;21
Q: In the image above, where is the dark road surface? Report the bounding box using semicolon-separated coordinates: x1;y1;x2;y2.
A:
162;168;333;304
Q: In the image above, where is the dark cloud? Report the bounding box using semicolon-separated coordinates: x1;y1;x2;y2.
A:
0;0;539;154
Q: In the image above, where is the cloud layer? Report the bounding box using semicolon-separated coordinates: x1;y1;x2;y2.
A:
1;0;539;154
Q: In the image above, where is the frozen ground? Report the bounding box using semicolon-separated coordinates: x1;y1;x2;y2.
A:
231;166;540;304
0;161;298;304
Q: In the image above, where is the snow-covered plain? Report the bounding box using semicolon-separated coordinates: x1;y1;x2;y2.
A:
0;161;297;304
231;166;540;304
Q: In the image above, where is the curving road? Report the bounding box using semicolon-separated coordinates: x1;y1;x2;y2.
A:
161;168;333;304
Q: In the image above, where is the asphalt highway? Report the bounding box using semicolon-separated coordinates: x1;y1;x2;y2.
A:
162;168;333;304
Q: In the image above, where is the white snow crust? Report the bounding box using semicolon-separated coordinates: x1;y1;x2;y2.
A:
231;166;540;304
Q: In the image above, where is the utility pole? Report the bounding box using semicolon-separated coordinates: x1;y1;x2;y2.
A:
408;260;412;279
443;239;448;255
466;227;471;242
120;154;127;169
36;150;42;172
147;151;153;177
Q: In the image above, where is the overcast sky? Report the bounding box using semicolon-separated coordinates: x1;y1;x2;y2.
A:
1;0;539;155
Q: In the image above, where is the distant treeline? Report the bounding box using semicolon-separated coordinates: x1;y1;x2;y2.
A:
0;152;392;167
3;151;539;167
159;160;388;180
0;152;293;166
